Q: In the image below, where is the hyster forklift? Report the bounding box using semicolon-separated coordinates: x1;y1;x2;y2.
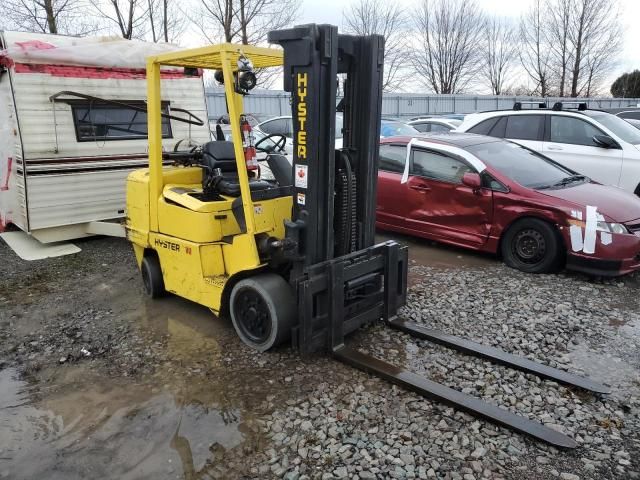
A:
127;24;609;448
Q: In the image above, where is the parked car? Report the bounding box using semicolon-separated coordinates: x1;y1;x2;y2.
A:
408;118;462;133
380;119;419;138
376;133;640;276
456;105;640;196
215;113;265;126
624;118;640;130
256;115;417;143
611;109;640;121
256;115;344;147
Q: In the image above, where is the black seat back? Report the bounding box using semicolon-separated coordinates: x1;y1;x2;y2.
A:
266;154;293;186
201;141;238;176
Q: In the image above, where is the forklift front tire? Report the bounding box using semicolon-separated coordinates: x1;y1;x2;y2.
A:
141;254;165;299
230;274;295;352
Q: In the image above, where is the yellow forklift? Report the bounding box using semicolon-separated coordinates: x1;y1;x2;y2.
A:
127;24;608;448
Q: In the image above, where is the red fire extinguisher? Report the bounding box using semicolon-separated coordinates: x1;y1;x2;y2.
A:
240;116;259;172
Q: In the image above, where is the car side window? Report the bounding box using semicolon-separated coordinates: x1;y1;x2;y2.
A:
412;123;429;132
618;111;640;120
260;119;289;136
411;149;473;184
549;116;604;146
467;117;498;135
379;144;406;173
430;123;451;133
488;116;507;138
505;115;543;141
481;171;508;192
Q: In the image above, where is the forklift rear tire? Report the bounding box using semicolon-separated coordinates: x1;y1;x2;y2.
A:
230;274;295;352
141;254;165;298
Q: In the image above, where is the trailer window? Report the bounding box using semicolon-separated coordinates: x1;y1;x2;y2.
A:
71;102;172;141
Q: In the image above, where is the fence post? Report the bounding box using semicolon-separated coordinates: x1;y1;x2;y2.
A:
397;96;401;117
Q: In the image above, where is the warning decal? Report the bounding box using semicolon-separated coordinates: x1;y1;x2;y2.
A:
295;164;308;189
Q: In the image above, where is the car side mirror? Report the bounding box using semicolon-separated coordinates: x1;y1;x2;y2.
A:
462;172;482;189
592;134;619;149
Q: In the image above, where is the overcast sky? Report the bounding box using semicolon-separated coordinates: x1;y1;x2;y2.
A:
298;0;640;94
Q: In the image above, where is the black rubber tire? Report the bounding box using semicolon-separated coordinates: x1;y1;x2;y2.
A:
230;274;296;352
141;254;165;298
501;218;562;274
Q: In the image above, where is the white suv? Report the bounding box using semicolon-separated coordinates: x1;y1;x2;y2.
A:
456;106;640;195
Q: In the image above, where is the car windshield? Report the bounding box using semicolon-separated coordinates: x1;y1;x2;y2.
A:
584;112;640;145
381;121;419;137
466;141;576;189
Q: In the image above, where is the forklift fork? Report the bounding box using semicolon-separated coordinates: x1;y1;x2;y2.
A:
333;316;609;449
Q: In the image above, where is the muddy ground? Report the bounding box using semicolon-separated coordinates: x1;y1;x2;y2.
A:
0;233;638;480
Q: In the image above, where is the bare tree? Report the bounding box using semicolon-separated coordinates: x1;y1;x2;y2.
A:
342;0;407;92
147;0;186;43
192;0;299;45
0;0;97;35
519;0;553;96
567;0;621;97
480;17;516;95
547;0;572;96
190;0;299;88
411;0;484;94
95;0;149;39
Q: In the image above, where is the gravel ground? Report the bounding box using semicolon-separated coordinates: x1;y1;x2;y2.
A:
0;235;639;479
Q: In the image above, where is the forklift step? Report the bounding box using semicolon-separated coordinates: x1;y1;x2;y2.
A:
333;345;578;449
389;318;610;394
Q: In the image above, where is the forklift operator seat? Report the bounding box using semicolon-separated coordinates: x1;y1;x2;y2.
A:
199;141;271;196
201;141;241;176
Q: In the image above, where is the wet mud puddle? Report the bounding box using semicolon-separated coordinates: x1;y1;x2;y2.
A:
0;297;274;480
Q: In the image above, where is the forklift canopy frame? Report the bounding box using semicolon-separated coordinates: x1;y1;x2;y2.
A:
145;45;283;265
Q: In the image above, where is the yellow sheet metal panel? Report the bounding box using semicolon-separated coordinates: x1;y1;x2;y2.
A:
221;233;265;276
161;166;202;185
200;244;225;277
125;169;150;247
150;232;224;310
157;199;238;243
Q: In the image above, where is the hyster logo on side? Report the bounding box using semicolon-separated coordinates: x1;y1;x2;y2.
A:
154;238;180;252
296;72;307;160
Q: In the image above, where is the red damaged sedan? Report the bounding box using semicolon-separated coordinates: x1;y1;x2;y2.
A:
376;133;640;276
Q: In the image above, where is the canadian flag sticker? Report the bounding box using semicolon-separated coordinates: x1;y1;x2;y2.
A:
295;164;308;189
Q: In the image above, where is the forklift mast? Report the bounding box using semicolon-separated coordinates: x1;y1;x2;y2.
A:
269;25;408;354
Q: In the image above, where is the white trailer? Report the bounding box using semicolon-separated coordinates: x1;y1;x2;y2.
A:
0;31;210;243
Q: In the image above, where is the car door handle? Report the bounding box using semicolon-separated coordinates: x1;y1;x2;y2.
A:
409;184;431;192
547;145;563;151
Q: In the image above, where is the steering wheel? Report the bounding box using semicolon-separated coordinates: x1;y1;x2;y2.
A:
255;133;287;153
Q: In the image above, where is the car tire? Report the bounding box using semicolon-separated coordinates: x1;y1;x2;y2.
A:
230;274;296;352
501;218;562;274
141;254;165;298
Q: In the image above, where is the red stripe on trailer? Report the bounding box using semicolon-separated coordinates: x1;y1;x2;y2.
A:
1;157;12;191
12;63;202;79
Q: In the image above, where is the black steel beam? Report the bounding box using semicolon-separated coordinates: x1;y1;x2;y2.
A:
333;346;578;449
389;318;610;394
